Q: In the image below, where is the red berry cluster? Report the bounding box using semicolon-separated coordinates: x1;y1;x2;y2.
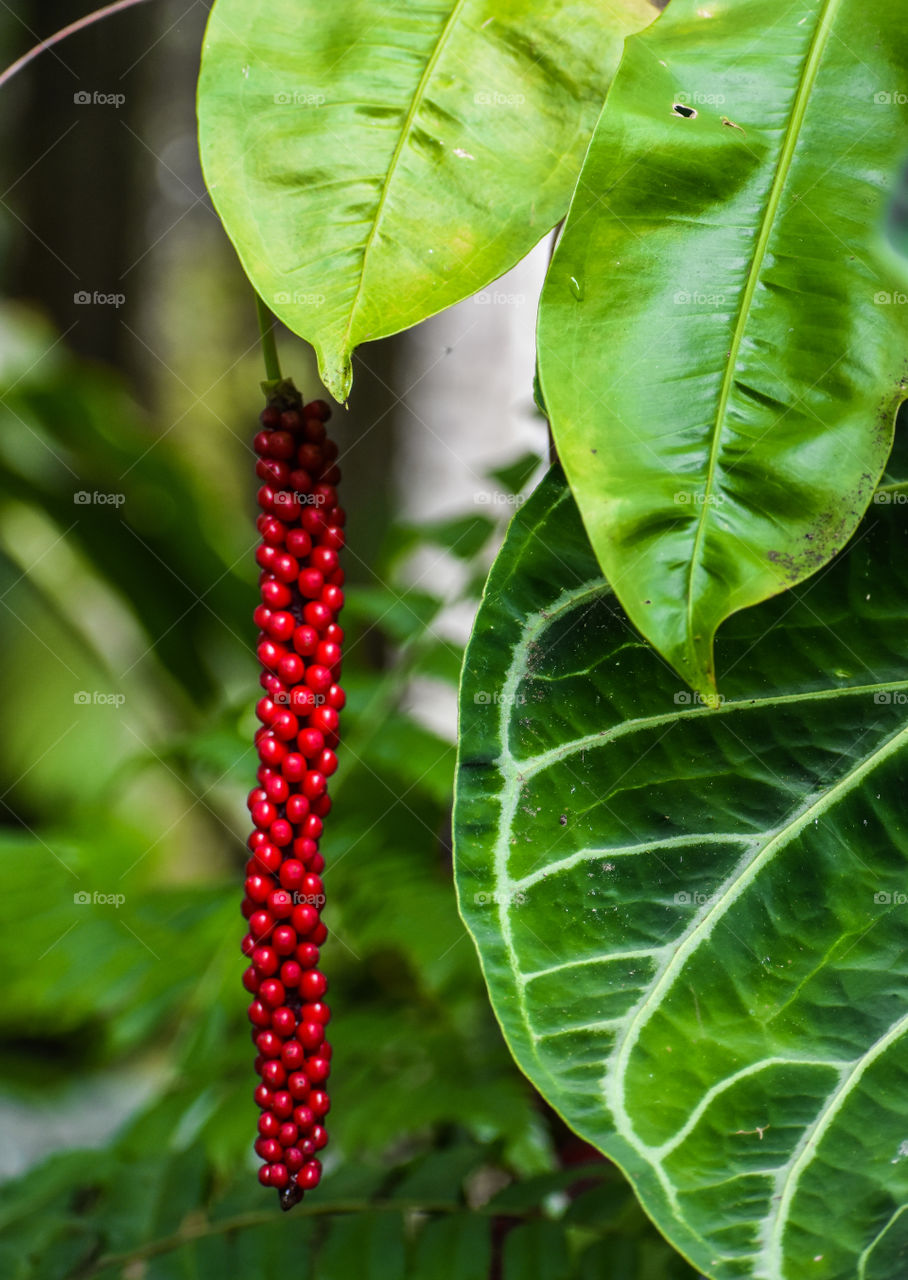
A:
241;387;344;1211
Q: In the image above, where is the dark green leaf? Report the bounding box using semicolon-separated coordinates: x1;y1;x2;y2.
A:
455;466;908;1278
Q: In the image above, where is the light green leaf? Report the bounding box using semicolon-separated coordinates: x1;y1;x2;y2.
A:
454;467;908;1279
537;0;908;696
197;0;655;400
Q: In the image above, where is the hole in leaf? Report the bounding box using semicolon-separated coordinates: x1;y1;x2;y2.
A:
672;103;697;118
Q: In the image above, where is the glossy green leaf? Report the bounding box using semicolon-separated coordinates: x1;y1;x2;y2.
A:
537;0;908;697
197;0;654;401
454;467;908;1279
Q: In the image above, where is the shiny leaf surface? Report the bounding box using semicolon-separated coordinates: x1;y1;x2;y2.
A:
537;0;908;696
455;467;908;1279
197;0;653;400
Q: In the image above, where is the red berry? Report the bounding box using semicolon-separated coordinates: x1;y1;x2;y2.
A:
249;1001;271;1029
289;1077;311;1103
308;1091;330;1118
286;794;310;823
282;752;306;782
280;408;304;433
261;579;292;609
268;431;296;460
302;813;323;840
291;904;319;935
298;1159;322;1189
298;1022;324;1051
268;611;296;643
278;652;305;683
272;1007;296;1036
252;799;277;829
258;1111;280;1137
307;1056;330;1084
252;946;279;976
311;706;339;736
298;728;324;758
298;568;324;598
272;1091;294;1119
255;1136;281;1161
300;970;328;1000
305;664;332;695
303;601;332;630
269;1163;289;1189
264;773;289;803
281;1040;306;1070
273;925;297;955
262;1060;286;1087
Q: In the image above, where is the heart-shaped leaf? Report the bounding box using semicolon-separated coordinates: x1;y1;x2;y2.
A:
197;0;654;401
455;467;908;1280
537;0;908;697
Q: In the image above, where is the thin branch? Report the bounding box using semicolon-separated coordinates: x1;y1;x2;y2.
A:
0;0;154;93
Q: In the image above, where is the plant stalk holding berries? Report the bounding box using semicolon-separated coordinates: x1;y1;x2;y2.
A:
242;379;345;1210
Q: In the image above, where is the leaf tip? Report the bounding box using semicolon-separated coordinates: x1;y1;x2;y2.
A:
318;347;353;405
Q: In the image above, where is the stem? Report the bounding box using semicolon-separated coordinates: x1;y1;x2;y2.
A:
256;294;283;383
84;1196;561;1275
0;0;153;92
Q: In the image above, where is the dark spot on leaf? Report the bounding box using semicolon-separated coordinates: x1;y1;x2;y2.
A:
672;103;697;118
559;814;568;826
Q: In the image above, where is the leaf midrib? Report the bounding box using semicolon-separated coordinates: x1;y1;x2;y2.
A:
683;0;842;663
340;0;469;356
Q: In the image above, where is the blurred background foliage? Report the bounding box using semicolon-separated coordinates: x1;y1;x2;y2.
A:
0;3;700;1277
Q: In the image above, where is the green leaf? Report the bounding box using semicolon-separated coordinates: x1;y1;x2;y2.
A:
197;0;655;400
537;0;908;697
502;1221;571;1280
454;466;908;1279
319;1212;406;1280
412;1216;491;1280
